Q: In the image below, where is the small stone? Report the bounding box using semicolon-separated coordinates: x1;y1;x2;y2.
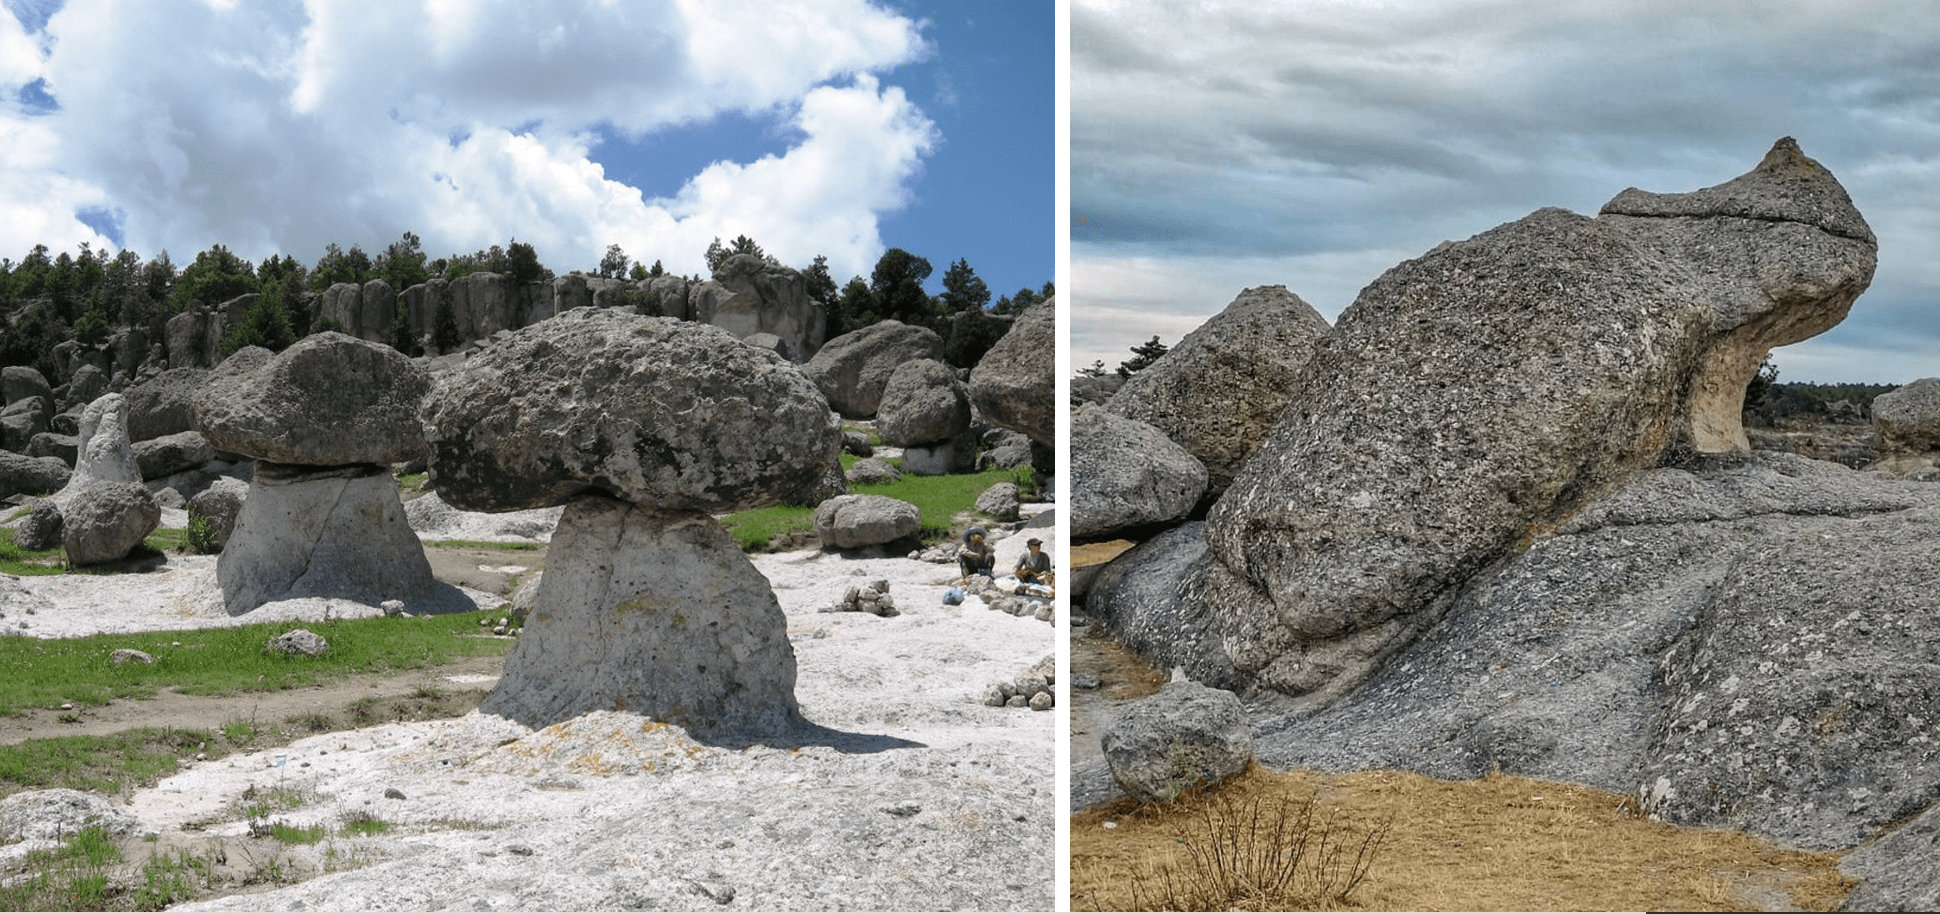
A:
382;600;405;617
110;648;155;665
1005;695;1029;708
1030;691;1054;711
982;685;1008;707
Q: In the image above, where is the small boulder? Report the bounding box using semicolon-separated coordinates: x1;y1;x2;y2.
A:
14;501;64;552
61;480;160;565
186;476;248;553
812;494;922;549
801;320;946;418
846;456;902;485
268;629;329;657
110;648;155;665
1071;404;1207;538
1102;680;1254;803
1873;378;1940;455
975;482;1021;521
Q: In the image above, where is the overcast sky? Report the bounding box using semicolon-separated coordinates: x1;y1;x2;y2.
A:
1073;0;1940;385
1;0;1051;296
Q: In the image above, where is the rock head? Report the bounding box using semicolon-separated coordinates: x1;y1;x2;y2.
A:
1189;138;1877;702
193;332;431;465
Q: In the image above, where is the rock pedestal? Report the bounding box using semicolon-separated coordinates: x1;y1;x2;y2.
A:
217;463;439;613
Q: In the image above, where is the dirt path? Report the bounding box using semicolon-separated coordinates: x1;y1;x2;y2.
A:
0;654;506;746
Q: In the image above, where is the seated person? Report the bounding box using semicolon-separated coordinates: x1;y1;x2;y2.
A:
958;527;996;581
1014;537;1052;585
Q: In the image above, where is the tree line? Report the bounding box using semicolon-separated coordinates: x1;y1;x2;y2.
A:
0;233;1050;377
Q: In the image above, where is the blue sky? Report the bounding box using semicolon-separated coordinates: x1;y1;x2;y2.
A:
1;0;1051;299
1073;0;1940;384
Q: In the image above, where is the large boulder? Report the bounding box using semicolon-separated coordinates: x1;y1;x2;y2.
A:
812;494;922;549
875;359;972;447
2;366;53;409
164;307;216;370
1102;680;1255;803
0;395;49;452
133;430;216;480
1107;285;1331;494
122;368;211;443
0;450;70;499
61;480;160;565
193;332;431;466
425;309;839;514
1085;522;1240;690
477;497;805;736
62;363;108;411
969;298;1055;446
1187;138;1878;701
1070;404;1206;539
688;254;823;362
50;392;139;507
801;320;945;418
1873;377;1940;455
218;463;450;614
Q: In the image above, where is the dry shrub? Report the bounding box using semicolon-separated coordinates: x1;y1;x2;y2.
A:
1123;783;1391;912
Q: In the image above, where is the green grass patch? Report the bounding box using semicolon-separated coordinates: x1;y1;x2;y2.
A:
340;810;393;837
0;609;513;717
721;464;1034;552
0;727;209;797
267;821;328;845
0;824;122;912
396;471;430;495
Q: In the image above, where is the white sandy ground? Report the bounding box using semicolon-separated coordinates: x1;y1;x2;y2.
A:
0;501;1058;910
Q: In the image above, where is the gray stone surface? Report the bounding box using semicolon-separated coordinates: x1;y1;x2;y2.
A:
813;494;922;549
51;393;140;509
26;431;76;465
876;359;972;447
2;365;52;409
268;628;329;657
969;298;1055;446
1107;285;1331;494
133;430;215;480
1070;404;1206;539
0;449;70;498
1102;680;1254;803
974;482;1020;521
122;367;210;443
845;457;901;485
62;363;107;411
0;394;49;452
425;309;838;514
61;480;160;565
1841;803;1940;912
1189;137;1878;701
0;788;141;843
479;498;804;736
688;254;823;362
802;320;946;418
1085;523;1241;690
186;475;249;552
218;463;461;615
14;500;63;551
1873;377;1940;455
194;332;431;465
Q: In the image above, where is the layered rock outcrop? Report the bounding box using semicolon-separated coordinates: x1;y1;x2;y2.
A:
687;254;824;362
427;309;839;734
1187;138;1878;702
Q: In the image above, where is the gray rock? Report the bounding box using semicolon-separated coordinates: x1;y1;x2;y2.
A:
968;298;1055;446
478;497;804;736
218;463;452;615
688;254;822;362
62;363;108;411
425;309;839;514
1841;802;1940;912
0;394;50;453
876;359;971;447
164;307;215;370
1189;137;1877;701
802;320;946;418
1107;285;1331;495
0;788;141;843
0;450;70;499
974;482;1020;521
26;431;77;465
845;457;901;486
1;365;53;408
813;494;921;549
840;431;874;457
1102;680;1253;803
1873;377;1940;455
1070;404;1206;538
111;648;155;665
268;629;329;657
54;392;140;505
61;480;160;565
14;501;63;551
122;367;210;443
1085;523;1241;691
133;430;215;480
194;332;431;465
186;476;249;552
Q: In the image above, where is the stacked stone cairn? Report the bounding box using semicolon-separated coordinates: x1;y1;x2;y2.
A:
424;308;841;735
982;654;1054;711
821;579;898;617
191;332;444;614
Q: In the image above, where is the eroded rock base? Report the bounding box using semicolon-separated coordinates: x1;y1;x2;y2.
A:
219;462;440;615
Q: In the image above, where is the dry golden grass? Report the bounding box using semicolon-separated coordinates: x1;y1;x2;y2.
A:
1071;765;1854;912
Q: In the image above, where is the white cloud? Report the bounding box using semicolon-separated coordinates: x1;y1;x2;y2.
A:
12;0;932;277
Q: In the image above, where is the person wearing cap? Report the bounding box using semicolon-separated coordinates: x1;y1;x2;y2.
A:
958;527;995;582
1014;537;1052;585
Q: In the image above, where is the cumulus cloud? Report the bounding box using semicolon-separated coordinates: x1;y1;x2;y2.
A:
4;0;934;279
1074;0;1940;383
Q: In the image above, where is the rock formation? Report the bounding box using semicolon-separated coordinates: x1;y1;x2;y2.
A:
61;480;159;565
813;494;922;549
1874;377;1940;456
1070;404;1206;539
1106;285;1331;495
49;393;139;508
1186;138;1877;702
425;308;839;735
1102;680;1254;803
193;332;451;614
687;254;824;362
876;359;975;475
969;298;1055;447
802;320;946;418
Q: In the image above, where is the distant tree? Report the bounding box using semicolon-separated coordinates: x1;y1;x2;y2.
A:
628;261;650;281
376;231;429;291
804;255;838;307
869;248;935;327
833;276;875;336
72;306;111;346
168;244;258;313
1117;335;1170;378
704;234;771;273
598;243;630;279
506;239;548;285
1077;359;1110;378
433;295;462;353
942;307;1009;370
646;259;666;278
938;258;991;317
219;281;295;356
703;237;728;273
309;243;375;290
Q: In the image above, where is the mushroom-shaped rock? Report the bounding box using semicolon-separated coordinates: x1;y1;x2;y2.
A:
477;498;806;735
193;332;430;465
876;359;972;447
969;298;1055;446
801;320;946;419
1189;138;1878;701
1107;285;1330;495
425;309;839;514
